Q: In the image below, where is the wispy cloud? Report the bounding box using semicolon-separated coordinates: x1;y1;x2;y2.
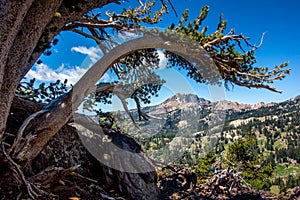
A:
26;63;87;85
157;50;168;69
71;46;102;63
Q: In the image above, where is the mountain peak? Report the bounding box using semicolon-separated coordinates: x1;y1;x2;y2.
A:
163;93;209;105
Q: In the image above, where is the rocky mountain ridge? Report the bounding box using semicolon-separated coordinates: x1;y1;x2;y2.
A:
121;92;300;138
155;93;280;112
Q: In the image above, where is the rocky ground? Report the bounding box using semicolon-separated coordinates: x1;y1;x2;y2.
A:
158;168;299;200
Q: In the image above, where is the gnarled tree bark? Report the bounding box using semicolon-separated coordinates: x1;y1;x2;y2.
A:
0;0;34;89
0;0;64;139
0;0;119;139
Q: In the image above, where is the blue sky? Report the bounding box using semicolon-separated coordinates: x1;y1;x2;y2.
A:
27;0;300;106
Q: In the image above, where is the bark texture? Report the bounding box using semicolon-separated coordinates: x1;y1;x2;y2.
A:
0;0;34;88
0;0;119;139
0;0;64;139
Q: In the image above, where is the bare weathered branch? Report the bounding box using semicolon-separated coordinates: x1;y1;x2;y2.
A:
28;165;81;187
247;32;266;50
203;34;248;49
64;20;124;30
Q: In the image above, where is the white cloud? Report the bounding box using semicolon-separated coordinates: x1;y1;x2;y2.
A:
157;50;168;69
26;63;87;85
71;46;102;63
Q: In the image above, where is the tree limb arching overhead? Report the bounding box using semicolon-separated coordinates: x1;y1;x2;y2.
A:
12;31;217;162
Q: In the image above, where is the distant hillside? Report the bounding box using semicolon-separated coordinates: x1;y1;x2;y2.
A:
118;93;300;194
121;93;290;137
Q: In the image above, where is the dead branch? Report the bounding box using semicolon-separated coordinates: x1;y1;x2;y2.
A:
2;145;40;199
248;32;266;50
64;21;123;30
70;172;98;183
118;95;141;130
10;109;49;154
133;95;144;121
203;34;249;49
96;82;158;124
28;165;81;188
